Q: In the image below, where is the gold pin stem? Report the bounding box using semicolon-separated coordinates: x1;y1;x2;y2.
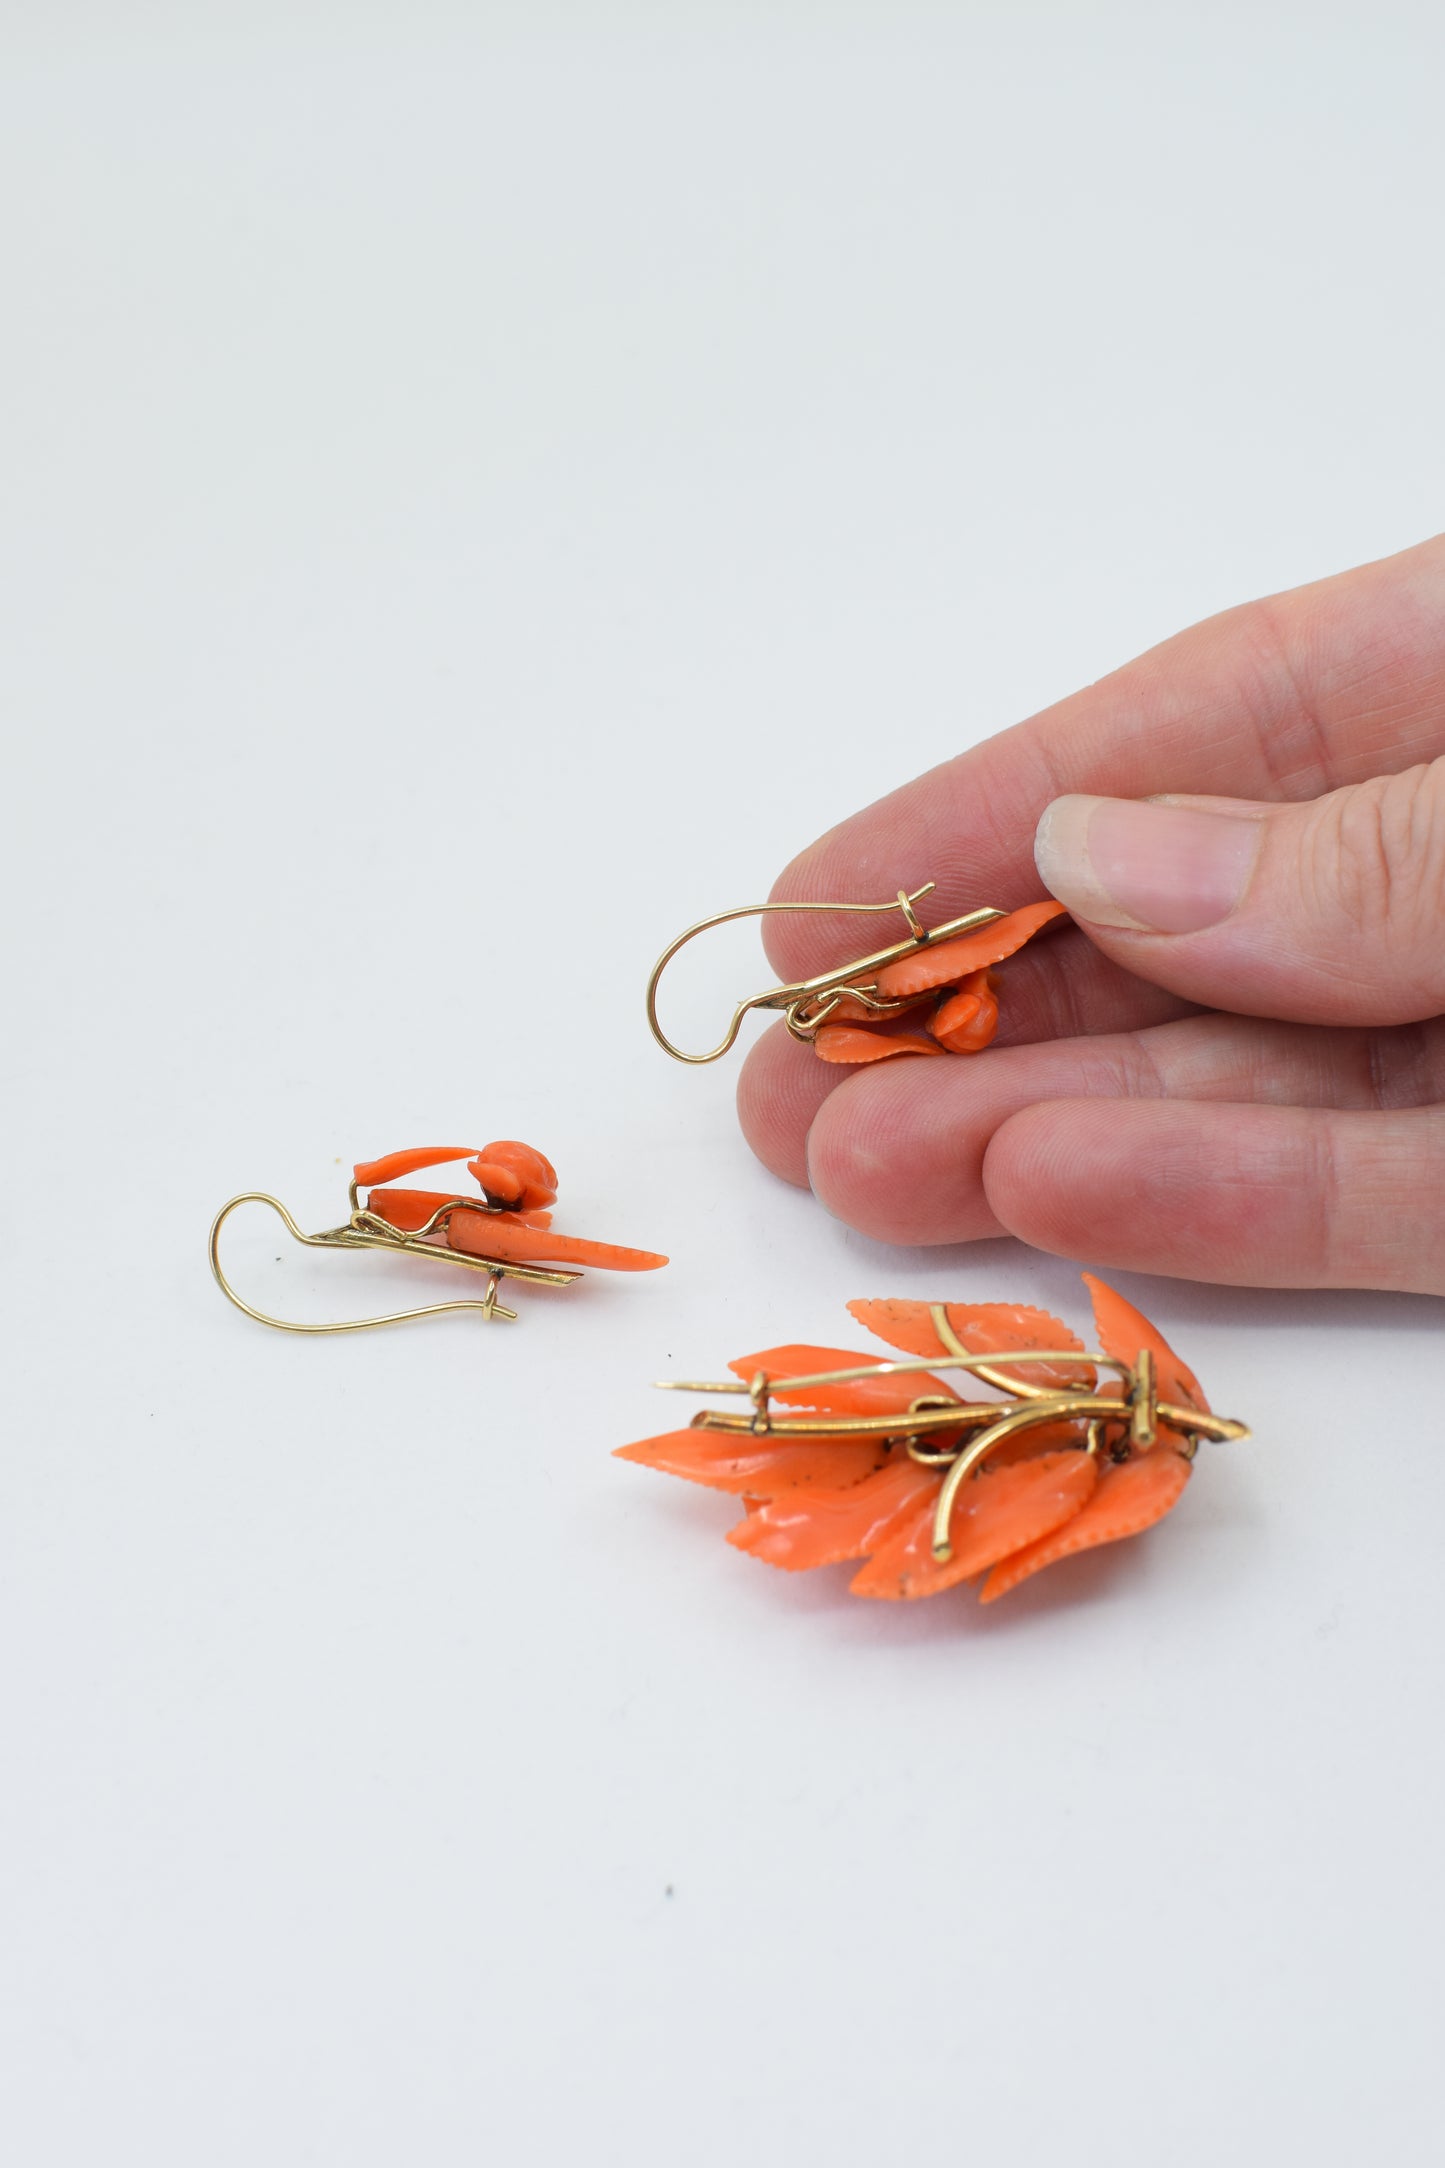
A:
657;1347;1132;1399
681;1393;1246;1449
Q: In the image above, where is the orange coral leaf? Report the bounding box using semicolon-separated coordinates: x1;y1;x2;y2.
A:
614;1429;887;1495
978;1446;1192;1602
363;1188;666;1270
868;900;1068;999
850;1449;1098;1600
822;1003;900;1026
930;972;999;1053
814;1023;947;1064
363;1185;459;1231
727;1458;938;1572
446;1211;667;1272
726;1344;960;1417
846;1298;1094;1390
352;1146;478;1187
1082;1274;1206;1411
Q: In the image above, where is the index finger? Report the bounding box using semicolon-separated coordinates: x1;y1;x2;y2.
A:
763;533;1445;982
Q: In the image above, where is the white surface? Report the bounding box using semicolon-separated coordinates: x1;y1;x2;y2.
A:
3;6;1444;2162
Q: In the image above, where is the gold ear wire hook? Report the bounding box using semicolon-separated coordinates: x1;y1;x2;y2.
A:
646;885;1010;1064
208;1190;579;1334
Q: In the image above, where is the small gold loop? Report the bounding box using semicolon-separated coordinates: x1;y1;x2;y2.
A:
784;990;844;1042
902;1394;964;1465
897;887;926;941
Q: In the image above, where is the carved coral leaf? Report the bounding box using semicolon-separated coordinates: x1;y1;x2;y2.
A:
846;1298;1094;1391
813;1023;946;1064
978;1447;1192;1602
850;1450;1098;1600
1082;1274;1206;1412
867;899;1068;999
614;1429;886;1496
727;1459;937;1572
726;1344;960;1417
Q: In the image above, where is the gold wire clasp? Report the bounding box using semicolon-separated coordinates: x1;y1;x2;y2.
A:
645;884;1009;1064
209;1149;581;1335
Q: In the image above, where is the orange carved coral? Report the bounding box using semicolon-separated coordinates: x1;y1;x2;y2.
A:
355;1144;666;1272
816;898;1067;1063
617;1276;1243;1606
814;1023;948;1064
850;1450;1100;1600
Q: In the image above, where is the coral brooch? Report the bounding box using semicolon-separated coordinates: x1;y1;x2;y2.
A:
617;1277;1247;1603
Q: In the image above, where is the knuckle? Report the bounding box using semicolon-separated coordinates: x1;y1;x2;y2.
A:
1309;759;1445;953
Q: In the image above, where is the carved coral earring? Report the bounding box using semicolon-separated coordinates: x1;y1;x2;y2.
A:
210;1140;667;1331
617;1276;1247;1603
646;883;1067;1066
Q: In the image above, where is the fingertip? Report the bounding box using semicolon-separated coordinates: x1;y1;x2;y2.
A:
979;1098;1325;1285
805;1058;1006;1246
736;1019;839;1189
978;1102;1108;1264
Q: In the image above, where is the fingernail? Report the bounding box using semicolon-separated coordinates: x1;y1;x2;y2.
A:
1034;795;1263;934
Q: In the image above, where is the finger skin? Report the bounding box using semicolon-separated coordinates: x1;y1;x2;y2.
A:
739;538;1445;1294
759;533;1445;987
1036;761;1445;1027
982;1099;1445;1295
738;1025;849;1187
793;1013;1445;1242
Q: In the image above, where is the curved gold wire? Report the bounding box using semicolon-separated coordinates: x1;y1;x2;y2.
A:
926;1393;1119;1561
208;1191;577;1334
927;1303;1095;1399
645;885;1007;1064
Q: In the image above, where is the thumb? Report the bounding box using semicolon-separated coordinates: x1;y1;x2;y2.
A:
1033;759;1445;1026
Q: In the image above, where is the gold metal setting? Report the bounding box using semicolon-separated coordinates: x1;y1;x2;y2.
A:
208;1180;578;1334
646;884;1007;1064
656;1307;1249;1563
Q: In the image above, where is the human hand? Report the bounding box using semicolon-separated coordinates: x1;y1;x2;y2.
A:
738;536;1445;1294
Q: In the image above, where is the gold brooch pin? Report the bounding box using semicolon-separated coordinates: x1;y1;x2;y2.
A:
617;1277;1248;1603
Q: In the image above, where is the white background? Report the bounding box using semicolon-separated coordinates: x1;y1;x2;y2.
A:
3;4;1443;2162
